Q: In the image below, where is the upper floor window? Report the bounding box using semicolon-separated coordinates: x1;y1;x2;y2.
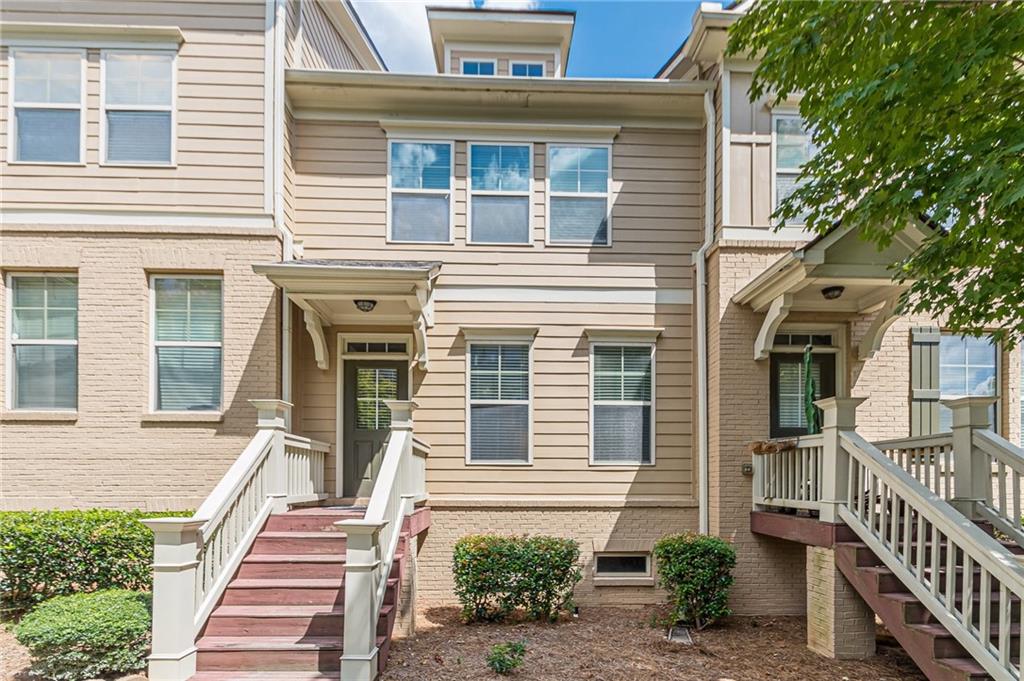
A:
462;60;495;76
102;51;174;165
468;143;532;244
548;145;611;246
9;274;78;410
591;344;654;465
773;114;816;224
467;342;531;464
938;334;997;433
11;50;84;163
511;62;544;78
152;276;223;412
388;141;453;243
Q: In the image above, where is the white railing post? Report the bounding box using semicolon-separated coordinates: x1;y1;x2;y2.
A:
384;399;415;433
143;518;205;681
817;397;867;523
946;396;997;519
339;520;386;681
250;399;291;513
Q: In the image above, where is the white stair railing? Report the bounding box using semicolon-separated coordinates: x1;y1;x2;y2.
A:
143;399;330;681
973;428;1024;546
338;400;427;681
752;434;824;510
874;433;956;501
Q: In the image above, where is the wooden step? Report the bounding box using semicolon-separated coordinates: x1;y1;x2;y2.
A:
912;621;1021;659
238;552;404;580
190;673;338;680
203;603;395;637
264;508;365;533
220;577;399;606
251;531;348;555
195;635;344;672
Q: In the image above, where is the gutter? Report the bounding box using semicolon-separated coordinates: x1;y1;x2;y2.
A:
695;89;716;534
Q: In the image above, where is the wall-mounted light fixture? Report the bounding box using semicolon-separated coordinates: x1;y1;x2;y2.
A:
353;299;377;313
821;286;845;301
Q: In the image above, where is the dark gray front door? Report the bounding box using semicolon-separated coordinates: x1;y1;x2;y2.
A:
343;360;408;497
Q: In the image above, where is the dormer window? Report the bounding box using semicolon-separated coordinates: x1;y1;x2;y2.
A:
462;60;495;76
511;62;544;78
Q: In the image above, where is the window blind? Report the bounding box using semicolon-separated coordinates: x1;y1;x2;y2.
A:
469;143;531;243
153;277;222;411
469;344;529;462
592;345;652;464
390;142;451;242
11;275;78;410
549;145;610;245
103;52;173;164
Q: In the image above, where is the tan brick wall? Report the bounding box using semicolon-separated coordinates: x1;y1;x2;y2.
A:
806;546;875;659
0;227;281;510
416;505;698;608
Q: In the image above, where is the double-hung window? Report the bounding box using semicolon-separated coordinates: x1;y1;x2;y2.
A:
8;275;78;410
389;141;453;243
773;114;816;223
511;62;544;77
102;51;174;164
11;49;85;163
938;334;998;433
548;144;611;245
467;343;530;463
461;60;495;76
591;344;654;464
152;276;223;412
468;143;532;244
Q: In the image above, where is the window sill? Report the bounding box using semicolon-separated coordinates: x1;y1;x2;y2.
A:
593;576;655;587
7;160;86;167
589;462;655;468
141;412;223;424
1;410;78;422
100;162;177;169
465;460;532;467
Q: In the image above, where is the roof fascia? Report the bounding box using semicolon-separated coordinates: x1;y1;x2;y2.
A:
320;0;386;71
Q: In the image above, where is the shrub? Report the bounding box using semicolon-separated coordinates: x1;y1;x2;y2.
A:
453;534;582;623
0;509;186;616
14;589;151;681
654;533;736;630
486;640;526;675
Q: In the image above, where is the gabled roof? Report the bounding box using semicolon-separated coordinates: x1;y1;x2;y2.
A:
655;1;749;79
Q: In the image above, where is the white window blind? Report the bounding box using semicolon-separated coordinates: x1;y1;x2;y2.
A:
776;359;822;430
469;144;531;244
938;334;997;433
549;145;610;245
103;52;174;164
592;345;653;464
10;275;78;410
12;50;83;163
468;343;529;462
152;277;222;411
355;367;398;430
389;141;452;242
773;115;816;223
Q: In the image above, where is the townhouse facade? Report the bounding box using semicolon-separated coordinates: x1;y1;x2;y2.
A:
1;2;1022;679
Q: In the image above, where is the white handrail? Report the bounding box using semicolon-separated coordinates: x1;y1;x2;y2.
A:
752;434;825;510
839;430;1024;681
283;433;331;504
974;430;1024;546
874;433;956;502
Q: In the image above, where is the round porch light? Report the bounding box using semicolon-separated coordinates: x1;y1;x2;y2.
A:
353;299;377;313
821;286;845;300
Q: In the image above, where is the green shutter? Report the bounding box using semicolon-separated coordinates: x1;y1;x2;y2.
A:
911;326;941;436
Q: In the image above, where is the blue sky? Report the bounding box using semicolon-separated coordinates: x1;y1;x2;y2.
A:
350;0;699;78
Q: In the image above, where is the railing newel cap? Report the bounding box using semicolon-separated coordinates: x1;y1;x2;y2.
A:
141;517;206;533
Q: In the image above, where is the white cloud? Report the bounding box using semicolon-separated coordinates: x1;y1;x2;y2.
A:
351;0;540;74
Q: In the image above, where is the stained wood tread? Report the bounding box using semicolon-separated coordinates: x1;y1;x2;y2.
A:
190;673;339;680
242;551;404;563
256;531;347;538
197;635;387;650
208;604;395;618
228;578;345;588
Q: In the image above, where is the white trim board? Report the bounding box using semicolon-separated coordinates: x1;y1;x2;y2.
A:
433;286;693;305
0;210;275;229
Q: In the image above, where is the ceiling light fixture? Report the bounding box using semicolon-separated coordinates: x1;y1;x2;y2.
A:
353;299;377;313
821;286;845;300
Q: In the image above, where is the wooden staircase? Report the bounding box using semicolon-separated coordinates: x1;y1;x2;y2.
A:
189;506;410;680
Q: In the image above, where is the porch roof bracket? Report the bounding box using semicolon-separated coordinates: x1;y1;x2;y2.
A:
303;309;329;371
857;294;901;361
415;316;430;371
754;293;793;361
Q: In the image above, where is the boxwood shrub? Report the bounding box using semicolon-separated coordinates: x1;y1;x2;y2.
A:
654;533;736;630
0;509;186;616
453;534;582;623
14;589;151;681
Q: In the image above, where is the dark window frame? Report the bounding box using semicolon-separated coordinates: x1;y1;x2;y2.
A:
769;352;837;438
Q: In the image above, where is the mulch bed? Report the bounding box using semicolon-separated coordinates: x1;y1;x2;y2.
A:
382;607;927;681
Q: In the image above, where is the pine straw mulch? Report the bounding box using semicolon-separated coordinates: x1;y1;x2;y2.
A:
382;607;927;681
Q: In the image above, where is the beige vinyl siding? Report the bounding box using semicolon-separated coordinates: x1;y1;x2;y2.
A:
726;69;774;229
0;1;266;213
285;0;300;67
451;50;556;77
292;121;702;288
301;0;361;70
282;104;297;230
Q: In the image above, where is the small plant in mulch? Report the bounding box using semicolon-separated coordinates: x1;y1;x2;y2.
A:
486;640;527;675
654;533;737;631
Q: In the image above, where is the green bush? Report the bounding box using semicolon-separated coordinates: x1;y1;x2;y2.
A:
453;534;582;623
14;589;151;681
486;640;527;675
654;533;736;630
0;509;186;616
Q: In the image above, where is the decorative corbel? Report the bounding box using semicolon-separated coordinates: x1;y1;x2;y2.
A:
416;283;435;328
754;293;793;361
414;315;430;371
303;309;329;371
857;295;901;360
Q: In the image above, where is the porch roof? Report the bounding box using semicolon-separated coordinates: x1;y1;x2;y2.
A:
253;259;441;371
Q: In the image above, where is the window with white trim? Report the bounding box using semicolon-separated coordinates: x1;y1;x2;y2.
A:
9;275;78;410
938;333;998;433
511;62;543;77
11;50;84;163
152;276;223;412
548;144;611;245
591;344;653;464
461;60;495;76
102;51;174;164
389;141;453;243
468;343;530;463
773;114;816;223
595;553;651;577
469;143;532;244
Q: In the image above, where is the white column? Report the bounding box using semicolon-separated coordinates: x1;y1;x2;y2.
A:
816;397;867;523
143;518;204;681
338;519;387;681
945;396;996;519
250;398;291;513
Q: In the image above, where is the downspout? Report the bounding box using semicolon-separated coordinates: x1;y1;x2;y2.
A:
696;89;716;534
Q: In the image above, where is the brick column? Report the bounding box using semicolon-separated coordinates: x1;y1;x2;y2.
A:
806;546;875;660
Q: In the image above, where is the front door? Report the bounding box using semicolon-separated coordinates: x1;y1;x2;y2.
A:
343;360;408;497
